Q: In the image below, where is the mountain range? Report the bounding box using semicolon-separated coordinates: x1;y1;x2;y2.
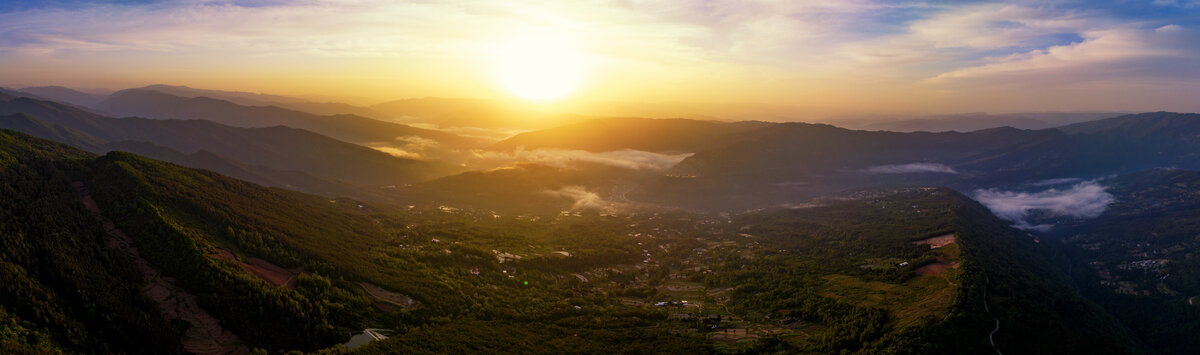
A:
4;83;1200;353
0;92;444;201
94;88;476;148
0;129;1151;353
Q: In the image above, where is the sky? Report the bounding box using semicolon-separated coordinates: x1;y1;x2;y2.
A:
1;0;1199;118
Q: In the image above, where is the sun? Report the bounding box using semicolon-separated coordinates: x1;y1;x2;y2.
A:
492;33;587;102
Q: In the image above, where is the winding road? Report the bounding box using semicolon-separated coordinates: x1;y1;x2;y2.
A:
984;275;1002;355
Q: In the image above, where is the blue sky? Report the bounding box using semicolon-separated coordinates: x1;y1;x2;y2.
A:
1;0;1198;115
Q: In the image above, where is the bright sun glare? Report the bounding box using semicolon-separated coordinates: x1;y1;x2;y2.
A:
492;33;587;102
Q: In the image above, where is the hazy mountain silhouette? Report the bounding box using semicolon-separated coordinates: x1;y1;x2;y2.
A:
370;97;587;129
132;84;311;106
491;117;774;152
834;112;1122;132
95;88;477;148
19;86;108;107
0;112;106;149
127;84;382;117
0;92;442;195
632;114;1200;209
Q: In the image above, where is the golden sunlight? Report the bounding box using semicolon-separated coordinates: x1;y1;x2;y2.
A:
492;33;587;102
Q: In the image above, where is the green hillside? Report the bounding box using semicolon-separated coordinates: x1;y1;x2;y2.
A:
0;129;1145;353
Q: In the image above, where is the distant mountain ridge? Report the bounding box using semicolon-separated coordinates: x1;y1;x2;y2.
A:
129;84;383;117
630;112;1199;209
491;117;774;153
833;112;1123;132
94;88;477;148
18;86;109;107
369;97;589;129
0;92;440;200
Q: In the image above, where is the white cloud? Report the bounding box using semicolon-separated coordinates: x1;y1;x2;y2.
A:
863;162;958;174
366;135;444;160
973;180;1114;231
371;146;421;159
836;3;1094;71
2;1;1198;113
927;26;1199;85
907;4;1091;49
541;185;609;210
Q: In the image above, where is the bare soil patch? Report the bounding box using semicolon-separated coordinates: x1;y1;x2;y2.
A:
916;258;960;277
360;282;417;310
211;249;303;289
712;328;758;341
913;233;956;249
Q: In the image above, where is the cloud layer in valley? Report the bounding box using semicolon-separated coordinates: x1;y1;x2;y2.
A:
541;185;611;210
863;163;958;174
973;180;1114;231
471;148;690;172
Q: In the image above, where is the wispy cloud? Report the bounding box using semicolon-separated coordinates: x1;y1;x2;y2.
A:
863;162;958;174
541;185;609;210
928;25;1200;85
470;148;690;171
1026;177;1083;187
366;135;444;160
973;180;1114;231
1;1;1197;113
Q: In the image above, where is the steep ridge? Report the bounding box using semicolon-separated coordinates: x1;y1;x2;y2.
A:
0;130;181;353
706;187;1142;353
73;181;246;355
0;128;390;352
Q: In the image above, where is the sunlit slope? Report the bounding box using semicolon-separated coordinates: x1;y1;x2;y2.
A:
54;132;711;353
0;129;430;352
704;187;1142;353
0;129;1146;353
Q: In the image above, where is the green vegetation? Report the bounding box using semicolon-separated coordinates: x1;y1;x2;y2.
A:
1055;169;1200;354
0;129;1153;353
0;130;180;353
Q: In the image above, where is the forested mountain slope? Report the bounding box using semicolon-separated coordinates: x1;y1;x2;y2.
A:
0;129;1146;353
